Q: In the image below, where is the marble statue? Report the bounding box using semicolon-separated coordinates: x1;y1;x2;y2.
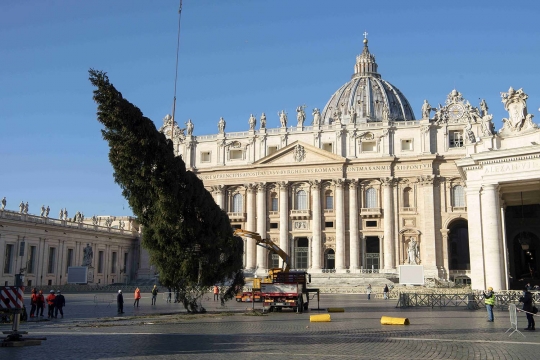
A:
248;114;256;130
24;202;29;214
119;219;125;229
45;206;50;218
421;100;433;119
1;197;6;211
59;208;64;220
382;106;390;121
218;117;226;133
348;106;357;124
312;108;321;125
82;243;93;267
92;215;98;225
185;119;194;136
407;238;419;265
480;114;495;136
19;201;24;214
40;205;45;217
480;99;488;117
260;113;266;129
278;110;287;127
64;209;68;220
296;105;306;127
333;110;341;123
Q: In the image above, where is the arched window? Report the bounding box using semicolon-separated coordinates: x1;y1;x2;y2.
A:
270;192;278;212
325;190;334;210
452;185;465;207
232;193;243;213
365;187;377;208
296;190;307;210
403;187;412;208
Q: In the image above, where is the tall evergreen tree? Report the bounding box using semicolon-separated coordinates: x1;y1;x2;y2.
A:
89;69;244;312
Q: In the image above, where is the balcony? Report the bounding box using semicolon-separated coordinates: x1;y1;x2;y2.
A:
323;209;334;215
289;209;311;220
399;207;417;214
227;212;246;221
360;208;381;218
268;211;279;217
451;206;467;212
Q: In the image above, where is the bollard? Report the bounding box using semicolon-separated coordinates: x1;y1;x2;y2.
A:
380;316;410;325
310;314;331;322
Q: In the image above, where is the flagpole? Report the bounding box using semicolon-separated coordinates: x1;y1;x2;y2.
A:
171;0;183;148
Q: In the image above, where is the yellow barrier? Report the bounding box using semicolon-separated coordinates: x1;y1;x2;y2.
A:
380;316;410;325
327;308;345;312
310;314;331;322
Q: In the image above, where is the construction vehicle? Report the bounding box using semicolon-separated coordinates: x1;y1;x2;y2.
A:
233;229;319;312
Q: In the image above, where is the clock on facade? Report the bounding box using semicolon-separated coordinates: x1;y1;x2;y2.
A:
447;103;465;120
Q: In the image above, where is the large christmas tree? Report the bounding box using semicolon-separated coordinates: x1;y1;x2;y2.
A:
89;69;244;312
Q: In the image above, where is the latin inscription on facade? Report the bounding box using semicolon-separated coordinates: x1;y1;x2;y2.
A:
199;167;343;180
483;160;540;175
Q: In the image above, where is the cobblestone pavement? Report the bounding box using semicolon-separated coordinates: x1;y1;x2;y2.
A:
2;293;539;359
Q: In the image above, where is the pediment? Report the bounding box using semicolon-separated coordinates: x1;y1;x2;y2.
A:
254;141;346;165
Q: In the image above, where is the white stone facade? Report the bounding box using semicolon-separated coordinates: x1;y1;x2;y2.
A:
0;211;143;287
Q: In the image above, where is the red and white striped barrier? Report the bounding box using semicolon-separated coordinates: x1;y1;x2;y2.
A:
0;286;24;309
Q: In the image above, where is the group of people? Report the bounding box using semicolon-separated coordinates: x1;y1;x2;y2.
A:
29;288;65;319
365;284;391;300
116;285;160;314
483;285;536;330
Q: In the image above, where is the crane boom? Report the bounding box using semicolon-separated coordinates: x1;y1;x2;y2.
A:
233;229;290;272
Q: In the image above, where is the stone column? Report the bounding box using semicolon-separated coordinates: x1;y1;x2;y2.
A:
481;184;504;290
381;177;395;270
212;185;226;210
334;179;345;270
310;180;322;270
440;229;449;280
500;203;509;290
466;186;485;289
279;181;289;269
256;182;267;272
349;180;359;269
418;176;436;272
245;184;256;270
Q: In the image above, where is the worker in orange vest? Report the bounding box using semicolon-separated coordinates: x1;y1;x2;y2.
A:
213;285;219;301
30;288;38;318
46;290;56;319
134;287;141;307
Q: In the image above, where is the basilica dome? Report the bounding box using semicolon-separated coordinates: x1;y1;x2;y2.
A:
321;39;415;124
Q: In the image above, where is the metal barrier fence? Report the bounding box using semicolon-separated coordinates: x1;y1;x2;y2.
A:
397;291;540;310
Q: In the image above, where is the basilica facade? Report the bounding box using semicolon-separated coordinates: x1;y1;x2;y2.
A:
162;38;540;291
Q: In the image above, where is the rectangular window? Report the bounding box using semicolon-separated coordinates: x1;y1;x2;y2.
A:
449;131;463;148
124;253;128;273
322;143;333;153
271;198;278;211
4;244;14;274
362;142;376;152
366;220;378;228
401;139;413;151
66;249;73;273
231;224;242;230
200;151;211;162
47;247;56;274
295;247;308;269
324;221;334;229
271;254;280;269
111;252;117;273
19;241;25;257
98;251;104;273
230;149;243;160
270;223;278;229
28;246;36;274
267;146;278;155
325;196;334;210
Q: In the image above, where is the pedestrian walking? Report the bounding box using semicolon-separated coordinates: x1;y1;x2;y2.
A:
383;284;389;300
37;290;45;317
151;285;158;305
213;285;219;301
167;287;172;303
366;284;372;300
117;290;124;314
483;286;495;322
520;287;536;331
134;287;141;307
46;290;56;318
54;290;66;318
29;288;37;318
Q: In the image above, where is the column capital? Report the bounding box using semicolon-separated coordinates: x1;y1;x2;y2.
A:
278;181;289;190
309;179;321;190
380;176;395;187
332;178;345;188
415;175;436;186
482;183;500;192
211;185;225;193
348;179;358;189
245;183;256;192
256;182;267;192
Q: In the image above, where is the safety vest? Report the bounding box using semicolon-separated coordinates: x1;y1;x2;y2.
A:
485;294;495;305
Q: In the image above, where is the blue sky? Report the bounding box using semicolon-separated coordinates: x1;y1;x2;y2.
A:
1;0;539;218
